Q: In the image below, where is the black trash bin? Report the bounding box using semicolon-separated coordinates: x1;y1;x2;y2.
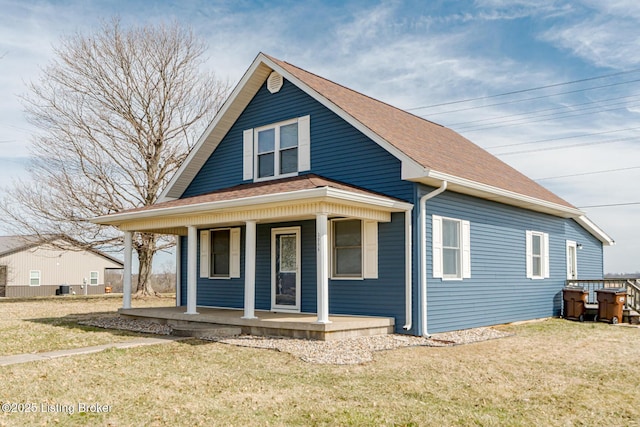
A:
563;286;589;321
59;285;70;295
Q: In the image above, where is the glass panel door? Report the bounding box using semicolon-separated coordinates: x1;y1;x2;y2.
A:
567;241;578;280
272;227;300;311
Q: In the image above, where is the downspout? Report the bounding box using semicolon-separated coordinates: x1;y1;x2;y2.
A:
403;206;414;330
419;181;447;337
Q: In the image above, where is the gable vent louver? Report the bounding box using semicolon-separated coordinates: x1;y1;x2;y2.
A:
267;71;284;93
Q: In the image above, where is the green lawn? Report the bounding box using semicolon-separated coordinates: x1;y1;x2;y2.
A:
1;298;639;426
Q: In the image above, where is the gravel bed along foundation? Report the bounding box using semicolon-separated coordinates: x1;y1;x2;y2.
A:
79;316;512;365
79;317;173;335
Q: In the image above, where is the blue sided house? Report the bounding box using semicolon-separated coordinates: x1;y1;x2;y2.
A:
95;53;614;337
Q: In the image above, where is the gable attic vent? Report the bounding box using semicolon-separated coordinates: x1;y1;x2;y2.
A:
267;71;284;93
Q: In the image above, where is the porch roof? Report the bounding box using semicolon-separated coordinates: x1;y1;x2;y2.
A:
92;174;413;234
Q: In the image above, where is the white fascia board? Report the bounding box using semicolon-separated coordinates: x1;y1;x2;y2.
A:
574;216;615;246
324;187;413;211
92;186;412;225
260;56;423;174
412;170;584;218
159;56;273;202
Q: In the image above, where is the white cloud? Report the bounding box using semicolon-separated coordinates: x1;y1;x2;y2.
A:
0;0;637;272
539;1;640;70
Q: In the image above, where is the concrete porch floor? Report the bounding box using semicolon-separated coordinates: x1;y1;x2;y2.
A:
119;306;395;341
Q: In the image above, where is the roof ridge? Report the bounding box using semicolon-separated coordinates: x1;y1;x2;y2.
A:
266;54;575;210
266;54;445;129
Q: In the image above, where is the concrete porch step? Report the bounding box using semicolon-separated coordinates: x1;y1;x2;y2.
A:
171;323;241;338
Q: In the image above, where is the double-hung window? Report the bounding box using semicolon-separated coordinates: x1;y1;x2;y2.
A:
330;219;379;279
89;271;99;285
433;215;471;280
332;219;362;278
442;219;461;277
29;270;41;286
199;228;241;279
526;231;549;279
243;115;310;181
257;121;298;179
211;229;231;277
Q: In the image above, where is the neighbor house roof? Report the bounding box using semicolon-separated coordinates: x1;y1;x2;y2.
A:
0;235;39;256
0;235;124;266
152;53;613;245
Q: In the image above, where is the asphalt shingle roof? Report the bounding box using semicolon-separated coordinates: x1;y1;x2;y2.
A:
265;54;574;209
116;174;403;215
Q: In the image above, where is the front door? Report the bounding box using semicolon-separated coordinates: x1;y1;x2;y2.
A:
271;227;301;311
566;241;578;280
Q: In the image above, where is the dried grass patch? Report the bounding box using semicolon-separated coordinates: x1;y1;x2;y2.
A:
0;296;174;356
1;299;639;426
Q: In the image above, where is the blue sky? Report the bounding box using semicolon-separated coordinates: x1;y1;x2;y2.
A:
1;0;639;273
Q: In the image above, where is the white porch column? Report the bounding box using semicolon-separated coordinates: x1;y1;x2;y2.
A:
122;231;133;310
185;225;198;314
316;213;331;324
175;236;181;307
242;220;258;319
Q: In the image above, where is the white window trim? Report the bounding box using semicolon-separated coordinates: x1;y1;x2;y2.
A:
432;215;471;280
526;230;550;279
89;271;99;285
200;228;241;280
329;218;378;280
29;270;41;286
243;115;310;182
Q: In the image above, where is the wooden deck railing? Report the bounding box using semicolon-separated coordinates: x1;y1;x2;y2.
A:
566;278;640;311
625;279;640;312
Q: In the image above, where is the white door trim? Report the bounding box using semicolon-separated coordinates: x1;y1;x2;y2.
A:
566;240;578;280
271;226;301;312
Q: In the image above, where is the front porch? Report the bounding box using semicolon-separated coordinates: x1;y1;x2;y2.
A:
119;306;395;341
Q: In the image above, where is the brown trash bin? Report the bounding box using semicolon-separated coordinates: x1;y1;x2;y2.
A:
563;287;589;321
595;288;627;324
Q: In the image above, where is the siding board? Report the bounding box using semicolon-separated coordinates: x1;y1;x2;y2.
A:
421;186;604;333
182;79;413;202
174;75;605;336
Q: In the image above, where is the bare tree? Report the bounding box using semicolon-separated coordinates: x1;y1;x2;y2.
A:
0;19;229;296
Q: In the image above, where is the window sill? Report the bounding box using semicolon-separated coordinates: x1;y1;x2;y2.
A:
253;171;299;183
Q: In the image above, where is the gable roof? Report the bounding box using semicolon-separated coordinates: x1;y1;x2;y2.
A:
159;53;613;245
0;235;124;266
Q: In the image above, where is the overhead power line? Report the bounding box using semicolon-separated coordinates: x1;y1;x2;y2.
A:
578;202;640;208
456;99;640;133
486;126;640;149
535;166;640;181
446;93;640;128
416;77;640;118
407;67;640;111
495;136;636;156
461;101;640;133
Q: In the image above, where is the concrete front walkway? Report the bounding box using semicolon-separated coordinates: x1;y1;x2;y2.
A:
0;336;184;367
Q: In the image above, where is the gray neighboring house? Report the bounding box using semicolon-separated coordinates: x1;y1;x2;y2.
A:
0;235;123;297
